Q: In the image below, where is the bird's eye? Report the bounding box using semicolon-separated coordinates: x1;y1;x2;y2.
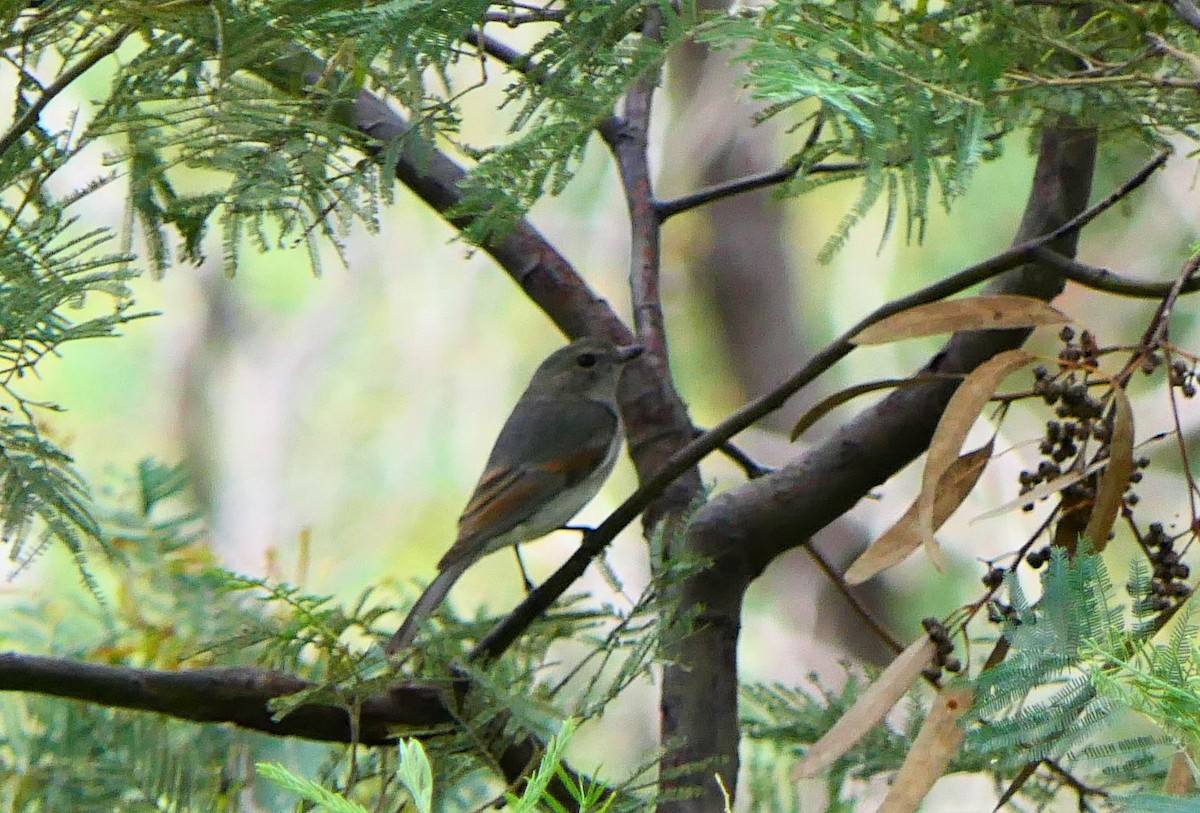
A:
576;352;598;368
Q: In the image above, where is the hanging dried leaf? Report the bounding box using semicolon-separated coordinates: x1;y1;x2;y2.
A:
876;686;973;813
971;457;1106;523
793;638;936;779
972;431;1168;523
916;351;1034;557
1082;388;1134;552
851;296;1069;345
790;375;957;441
846;440;993;585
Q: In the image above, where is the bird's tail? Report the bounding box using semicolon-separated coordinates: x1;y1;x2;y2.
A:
385;561;468;655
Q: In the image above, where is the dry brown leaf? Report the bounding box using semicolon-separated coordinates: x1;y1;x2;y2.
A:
793;638;936;779
850;296;1069;345
916;350;1034;560
791;376;954;441
971;458;1107;523
1082;388;1134;552
877;685;973;813
845;441;993;585
972;431;1169;523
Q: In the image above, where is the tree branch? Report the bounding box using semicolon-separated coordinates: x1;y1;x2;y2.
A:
1166;0;1200;33
653;125;1101;812
344;77;629;344
468;143;1165;664
0;25;133;159
806;542;904;656
464;28;549;83
255;44;630;344
482;7;567;25
0;652;446;745
653;131;1009;221
599;16;665;356
0;651;614;807
701;429;772;479
1030;246;1200;297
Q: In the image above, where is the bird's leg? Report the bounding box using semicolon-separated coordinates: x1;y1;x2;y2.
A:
512;545;535;593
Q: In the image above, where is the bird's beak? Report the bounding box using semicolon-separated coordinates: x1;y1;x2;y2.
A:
617;344;645;362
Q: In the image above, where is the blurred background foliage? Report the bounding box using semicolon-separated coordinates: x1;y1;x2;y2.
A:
4;0;1200;809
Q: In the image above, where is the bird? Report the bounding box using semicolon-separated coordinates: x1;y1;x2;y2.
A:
386;336;643;654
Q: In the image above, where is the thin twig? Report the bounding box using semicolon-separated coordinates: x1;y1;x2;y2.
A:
469;149;1171;662
805;542;904;655
1147;32;1200;78
654;163;801;221
1107;252;1200;388
483;8;567;25
1044;758;1109;807
653;131;1008;221
0;25;133;159
1142;252;1200;349
463;27;626;162
1029;246;1200;298
693;428;772;479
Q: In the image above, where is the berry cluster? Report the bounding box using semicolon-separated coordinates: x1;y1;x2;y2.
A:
1141;522;1191;610
962;323;1200;644
1169;359;1198;399
981;565;1005;588
1018;328;1159;520
1030;327;1102;412
1016;328;1117;512
1026;546;1051;568
921;617;961;679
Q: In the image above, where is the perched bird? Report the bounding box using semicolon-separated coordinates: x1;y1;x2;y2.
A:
386;336;643;654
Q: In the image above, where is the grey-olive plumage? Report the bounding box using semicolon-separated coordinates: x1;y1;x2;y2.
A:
386;337;642;655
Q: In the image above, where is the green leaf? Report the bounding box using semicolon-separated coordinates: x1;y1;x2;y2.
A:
396;738;434;813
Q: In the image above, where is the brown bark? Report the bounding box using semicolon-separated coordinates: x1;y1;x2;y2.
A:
655;127;1098;812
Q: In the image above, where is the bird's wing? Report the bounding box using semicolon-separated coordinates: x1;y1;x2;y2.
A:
437;398;618;571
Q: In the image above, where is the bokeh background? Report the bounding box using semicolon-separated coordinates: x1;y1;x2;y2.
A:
8;18;1200;808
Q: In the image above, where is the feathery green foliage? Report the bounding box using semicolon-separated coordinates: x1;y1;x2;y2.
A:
6;0;1200;577
0;461;335;812
257;761;374;813
1117;792;1200;813
258;721;617;813
0;95;144;570
7;2;1200;810
698;0;1192;258
738;545;1196;808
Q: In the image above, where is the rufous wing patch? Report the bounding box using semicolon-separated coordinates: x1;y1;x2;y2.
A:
439;465;560;570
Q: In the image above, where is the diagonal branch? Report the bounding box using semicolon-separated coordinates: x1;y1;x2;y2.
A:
256;45;630;345
0;25;134;159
